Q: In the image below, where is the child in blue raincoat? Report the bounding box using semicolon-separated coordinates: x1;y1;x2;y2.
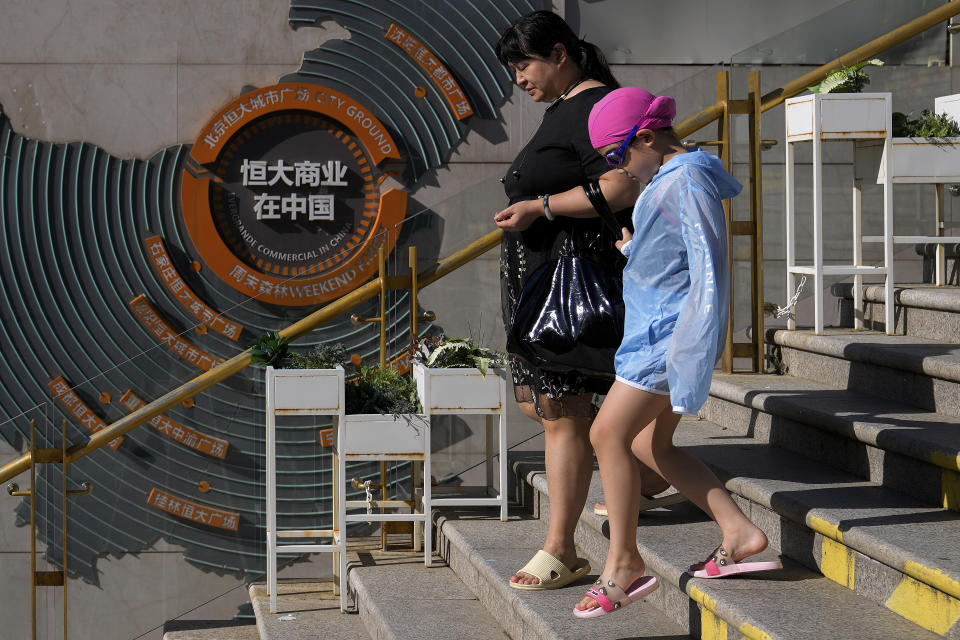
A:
573;87;781;619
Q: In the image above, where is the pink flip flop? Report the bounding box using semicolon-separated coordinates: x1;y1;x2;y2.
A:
688;546;782;578
572;575;659;618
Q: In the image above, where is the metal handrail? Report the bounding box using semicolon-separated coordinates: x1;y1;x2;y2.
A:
2;0;958;484
0;230;503;483
673;0;960;137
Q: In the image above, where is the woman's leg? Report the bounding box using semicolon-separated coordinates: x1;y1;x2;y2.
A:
630;403;768;565
512;392;595;585
575;383;672;608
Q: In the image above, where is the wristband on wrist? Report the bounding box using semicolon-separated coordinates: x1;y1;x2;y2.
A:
541;193;555;221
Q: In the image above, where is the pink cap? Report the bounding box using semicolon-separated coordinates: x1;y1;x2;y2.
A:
588;87;676;148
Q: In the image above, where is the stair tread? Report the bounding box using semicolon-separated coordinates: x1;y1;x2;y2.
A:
670;417;960;595
351;558;510;639
436;513;691;639
515;455;944;640
249;582;369;640
711;372;960;468
772;328;960;383
162;621;259;640
833;283;960;312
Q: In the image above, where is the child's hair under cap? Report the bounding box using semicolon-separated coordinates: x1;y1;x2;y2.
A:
588;87;677;149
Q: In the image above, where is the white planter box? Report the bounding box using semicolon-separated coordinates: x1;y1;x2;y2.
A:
855;137;960;184
413;362;506;415
935;93;960;122
340;413;428;458
786;92;891;141
267;366;343;415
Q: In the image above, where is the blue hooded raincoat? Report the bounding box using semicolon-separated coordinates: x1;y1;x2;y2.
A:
615;150;742;416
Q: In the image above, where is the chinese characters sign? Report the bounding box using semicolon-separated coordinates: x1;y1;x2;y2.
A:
144;237;242;340
181;83;407;306
147;488;239;531
385;24;474;120
120;390;228;459
129;295;223;371
49;377;123;450
241;158;345;222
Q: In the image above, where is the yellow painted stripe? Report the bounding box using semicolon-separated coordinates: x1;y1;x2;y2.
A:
930;450;960;473
808;515;844;544
820;537;856;589
738;622;774;640
904;561;960;602
689;585;773;640
689;585;718;610
942;468;960;513
886;573;960;635
701;606;727;640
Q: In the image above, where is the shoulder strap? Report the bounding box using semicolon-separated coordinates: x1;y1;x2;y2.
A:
583;180;622;235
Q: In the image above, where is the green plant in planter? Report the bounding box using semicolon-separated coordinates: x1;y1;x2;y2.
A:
345;365;421;415
249;331;289;368
808;58;883;94
892;110;960;138
414;335;507;376
287;343;349;370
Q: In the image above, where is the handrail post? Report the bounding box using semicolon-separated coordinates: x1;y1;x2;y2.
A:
748;70;764;372
717;71;734;374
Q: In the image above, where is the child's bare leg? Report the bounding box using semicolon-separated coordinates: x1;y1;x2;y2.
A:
576;383;671;611
631;407;768;563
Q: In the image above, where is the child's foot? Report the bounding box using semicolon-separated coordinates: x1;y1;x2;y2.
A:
688;525;771;575
574;563;646;613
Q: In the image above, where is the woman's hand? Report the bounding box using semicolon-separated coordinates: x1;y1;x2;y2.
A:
494;200;542;232
615;226;633;252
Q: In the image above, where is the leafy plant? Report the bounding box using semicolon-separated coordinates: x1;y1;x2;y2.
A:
249;331;289;368
288;343;348;370
413;335;507;376
808;59;883;94
892;110;960;138
345;365;421;415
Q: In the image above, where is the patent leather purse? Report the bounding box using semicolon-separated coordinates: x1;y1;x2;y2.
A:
506;181;625;376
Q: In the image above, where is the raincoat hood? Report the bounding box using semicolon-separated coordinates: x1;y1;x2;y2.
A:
654;150;742;201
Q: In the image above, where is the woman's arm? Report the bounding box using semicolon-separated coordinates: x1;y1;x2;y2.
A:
493;168;641;232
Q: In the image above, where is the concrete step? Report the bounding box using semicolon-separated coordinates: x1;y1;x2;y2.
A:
674;418;959;637
249;540;509;640
249;580;369;640
509;430;954;639
162;620;260;640
769;328;960;418
351;549;510;640
704;373;960;510
833;283;960;341
435;510;691;639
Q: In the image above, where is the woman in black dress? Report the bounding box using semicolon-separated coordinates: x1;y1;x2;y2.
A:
494;10;667;589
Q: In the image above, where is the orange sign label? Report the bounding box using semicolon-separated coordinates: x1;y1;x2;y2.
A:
120;390;229;459
48;377;122;450
144;236;243;341
147;488;239;531
129;295;223;371
190;83;400;166
385;24;474;120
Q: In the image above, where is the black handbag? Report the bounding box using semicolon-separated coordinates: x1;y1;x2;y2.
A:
506;181;626;377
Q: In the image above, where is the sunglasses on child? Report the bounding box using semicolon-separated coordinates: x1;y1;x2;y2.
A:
605;124;641;167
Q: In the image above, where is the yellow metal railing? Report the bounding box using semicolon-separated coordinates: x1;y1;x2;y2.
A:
2;0;959;486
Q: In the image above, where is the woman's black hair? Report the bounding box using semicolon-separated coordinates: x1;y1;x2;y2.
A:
495;10;620;88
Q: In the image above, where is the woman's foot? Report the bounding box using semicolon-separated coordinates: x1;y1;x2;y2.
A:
574;562;647;613
511;546;580;586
